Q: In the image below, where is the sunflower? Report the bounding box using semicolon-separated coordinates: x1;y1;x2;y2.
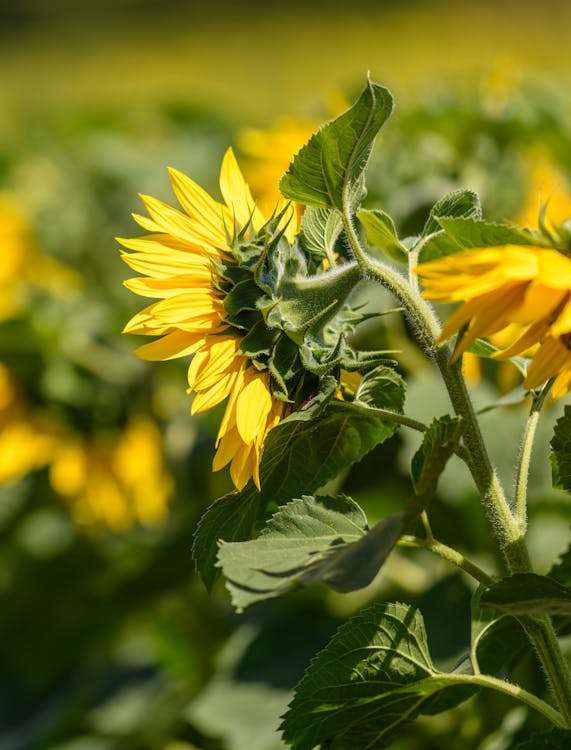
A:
416;244;571;397
119;149;297;490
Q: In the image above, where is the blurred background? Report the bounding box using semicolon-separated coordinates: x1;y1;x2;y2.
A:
1;2;571;748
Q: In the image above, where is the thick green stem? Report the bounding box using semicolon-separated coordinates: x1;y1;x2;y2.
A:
342;211;571;725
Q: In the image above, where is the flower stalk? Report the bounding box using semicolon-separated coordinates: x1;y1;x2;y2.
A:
342;207;571;726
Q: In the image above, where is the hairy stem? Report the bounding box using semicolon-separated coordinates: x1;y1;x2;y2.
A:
399;534;493;586
442;673;566;728
342;210;571;724
514;380;553;530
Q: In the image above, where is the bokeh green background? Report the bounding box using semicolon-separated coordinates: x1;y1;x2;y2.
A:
1;2;571;749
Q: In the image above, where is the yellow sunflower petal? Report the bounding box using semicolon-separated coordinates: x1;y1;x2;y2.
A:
219;147;265;232
235;370;273;444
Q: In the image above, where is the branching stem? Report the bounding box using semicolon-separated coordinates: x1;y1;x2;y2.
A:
342;207;571;725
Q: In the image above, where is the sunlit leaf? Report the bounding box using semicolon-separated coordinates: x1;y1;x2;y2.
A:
281;602;474;749
194;376;405;589
218;495;404;610
280;78;393;210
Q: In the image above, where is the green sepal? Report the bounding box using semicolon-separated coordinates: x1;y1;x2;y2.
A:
223;278;263;318
357;207;408;262
341;348;399;373
268;333;302;399
237;320;279;359
279;77;394;210
275;261;362;334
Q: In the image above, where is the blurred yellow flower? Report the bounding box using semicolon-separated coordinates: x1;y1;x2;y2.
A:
517;150;571;230
238;94;348;216
120;149;292;490
238;117;320;216
0;364;57;483
49;417;173;531
416;245;571;397
0;193;81;321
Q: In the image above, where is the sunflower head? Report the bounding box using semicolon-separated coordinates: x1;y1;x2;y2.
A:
119;149;371;490
416;241;571;398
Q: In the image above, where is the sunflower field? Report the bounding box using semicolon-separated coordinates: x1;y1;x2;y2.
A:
1;3;571;749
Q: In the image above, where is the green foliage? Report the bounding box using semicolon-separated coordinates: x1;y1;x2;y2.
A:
516;729;571;749
480;573;571;617
279;78;393;210
357;208;408;261
281;602;474;749
549;537;571;585
411;415;463;498
420;216;539;262
551;405;571;493
194;373;405;589
299;206;343;267
218;495;404;610
470;586;527;675
421;189;482;238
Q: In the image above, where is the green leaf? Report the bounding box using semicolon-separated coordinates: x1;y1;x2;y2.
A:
355;364;406;412
193;489;265;592
218;495;404;611
469;586;527;677
438;216;539;247
422;189;482;238
411;416;463;498
194;378;405;589
551;405;571;493
467;338;528;378
279;78;394;210
419;217;540;263
299;206;343;267
480;573;571;617
549;536;571;586
281;602;474;749
516;729;571;749
357;208;407;262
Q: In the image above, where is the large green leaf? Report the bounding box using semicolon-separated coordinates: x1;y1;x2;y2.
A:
281;602;474;749
279;78;393;210
194;374;405;590
218;495;404;611
551;405;571;493
480;573;571;617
